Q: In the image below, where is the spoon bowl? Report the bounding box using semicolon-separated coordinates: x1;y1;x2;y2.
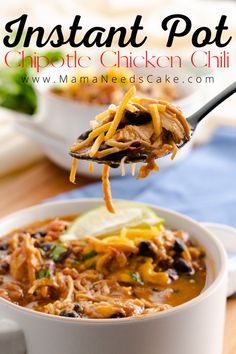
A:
70;82;236;167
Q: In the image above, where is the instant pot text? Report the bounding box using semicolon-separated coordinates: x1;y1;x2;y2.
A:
3;14;232;48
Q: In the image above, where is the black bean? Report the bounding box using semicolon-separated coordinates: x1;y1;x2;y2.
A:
73;303;82;313
31;231;47;238
173;258;194;274
59;310;80;318
0;243;8;251
138;241;155;258
173;239;185;253
57;250;71;263
157;259;172;271
110;312;125;318
124;110;151;125
39;243;54;252
0;261;10;275
38;231;47;237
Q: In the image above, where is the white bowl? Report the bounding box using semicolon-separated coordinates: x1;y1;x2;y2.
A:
0;198;235;354
33;66;203;142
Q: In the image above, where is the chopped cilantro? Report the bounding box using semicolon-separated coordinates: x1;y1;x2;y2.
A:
129;271;144;285
83;250;97;260
36;269;52;279
49;244;67;262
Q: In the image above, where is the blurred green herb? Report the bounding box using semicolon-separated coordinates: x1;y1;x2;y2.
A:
49;244;67;262
36;268;52;279
83;250;97;260
0;66;37;115
129;271;143;285
0;50;63;115
73;260;81;267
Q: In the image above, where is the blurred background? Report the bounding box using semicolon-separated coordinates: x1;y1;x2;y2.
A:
0;0;235;220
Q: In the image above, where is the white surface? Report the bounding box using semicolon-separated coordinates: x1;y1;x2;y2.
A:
0;320;26;354
0;110;43;177
202;223;236;297
0;199;228;354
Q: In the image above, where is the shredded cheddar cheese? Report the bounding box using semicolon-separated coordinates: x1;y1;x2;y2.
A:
70;86;190;213
102;165;116;213
89;133;105;158
69;158;77;183
105;86;136;141
148;104;162;138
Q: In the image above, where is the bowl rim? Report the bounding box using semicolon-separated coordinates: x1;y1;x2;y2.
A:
39;84;201;111
0;198;227;325
33;65;201;110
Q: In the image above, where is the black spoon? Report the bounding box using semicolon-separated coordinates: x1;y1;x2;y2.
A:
188;81;236;132
70;82;236;168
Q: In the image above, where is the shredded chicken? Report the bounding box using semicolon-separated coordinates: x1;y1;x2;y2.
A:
109;123;154;145
0;217;206;319
10;234;42;284
69;86;190;212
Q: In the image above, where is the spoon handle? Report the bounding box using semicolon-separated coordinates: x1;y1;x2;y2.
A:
187;81;236;130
